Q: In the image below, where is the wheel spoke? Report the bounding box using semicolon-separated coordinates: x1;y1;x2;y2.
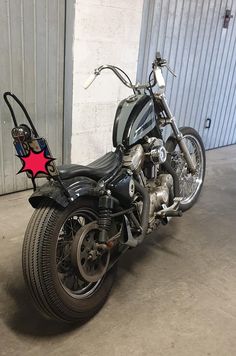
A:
171;134;204;205
57;250;71;267
56;209;103;298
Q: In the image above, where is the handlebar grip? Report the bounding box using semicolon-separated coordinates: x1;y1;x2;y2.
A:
83;73;97;89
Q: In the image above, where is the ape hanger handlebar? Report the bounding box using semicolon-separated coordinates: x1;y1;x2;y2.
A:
83;53;176;92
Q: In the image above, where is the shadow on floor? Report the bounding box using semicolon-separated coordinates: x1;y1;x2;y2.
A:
113;225;180;288
3;278;76;337
2;222;179;338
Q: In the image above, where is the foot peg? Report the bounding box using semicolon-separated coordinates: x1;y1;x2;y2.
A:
156;197;183;219
164;210;182;217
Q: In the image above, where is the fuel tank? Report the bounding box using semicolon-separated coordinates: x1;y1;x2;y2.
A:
112;94;156;148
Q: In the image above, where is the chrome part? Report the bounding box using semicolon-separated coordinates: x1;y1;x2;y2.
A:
177;134;196;173
147;174;173;230
158;93;196;173
138;170;147;186
123;144;144;172
145;137;167;164
166;64;177;77
95;65;135;90
154;67;165;89
83;73;97;89
61;278;101;300
133;193;144;218
151;164;158;180
159;93;174;118
171;134;204;205
87;54;176;93
87;64;154;92
126;95;139;103
123;215;139;248
149;139;167;164
156;197;182;218
129;178;135;197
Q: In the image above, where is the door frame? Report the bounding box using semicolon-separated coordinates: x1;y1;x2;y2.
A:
63;0;76;164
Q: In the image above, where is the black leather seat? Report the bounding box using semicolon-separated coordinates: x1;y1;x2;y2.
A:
58;151;121;180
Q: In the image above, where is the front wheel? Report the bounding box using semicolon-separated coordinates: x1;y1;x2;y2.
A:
166;127;206;211
22;198;117;323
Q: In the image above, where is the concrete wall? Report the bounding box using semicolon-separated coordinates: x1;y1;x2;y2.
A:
71;0;143;164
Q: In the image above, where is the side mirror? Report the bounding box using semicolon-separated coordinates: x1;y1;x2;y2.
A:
156;51;162;60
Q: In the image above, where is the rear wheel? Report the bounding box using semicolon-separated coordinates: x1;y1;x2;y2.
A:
22;198;116;323
166;127;206;211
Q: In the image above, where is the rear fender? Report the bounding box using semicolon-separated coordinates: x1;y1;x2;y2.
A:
29;176;100;208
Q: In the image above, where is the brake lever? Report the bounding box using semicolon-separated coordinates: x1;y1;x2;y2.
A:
166;64;177;77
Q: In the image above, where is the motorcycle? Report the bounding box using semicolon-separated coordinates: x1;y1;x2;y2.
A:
4;52;205;323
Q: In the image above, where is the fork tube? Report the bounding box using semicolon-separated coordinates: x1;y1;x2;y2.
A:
159;94;196;173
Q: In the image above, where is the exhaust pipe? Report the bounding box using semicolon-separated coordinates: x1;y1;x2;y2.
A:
124;180;150;247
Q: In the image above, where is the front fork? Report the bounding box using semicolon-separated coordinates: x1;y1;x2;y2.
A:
158;93;196;173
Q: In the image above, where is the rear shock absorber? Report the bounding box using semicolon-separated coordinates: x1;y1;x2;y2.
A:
98;194;114;243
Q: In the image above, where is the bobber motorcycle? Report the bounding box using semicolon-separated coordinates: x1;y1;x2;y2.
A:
4;53;205;323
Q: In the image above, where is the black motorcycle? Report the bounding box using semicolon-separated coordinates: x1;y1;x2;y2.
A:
4;53;205;323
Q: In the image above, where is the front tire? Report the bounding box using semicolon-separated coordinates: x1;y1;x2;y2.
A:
166;127;206;211
22;198;116;323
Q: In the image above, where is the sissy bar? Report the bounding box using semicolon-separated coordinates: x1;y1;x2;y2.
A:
3;92;67;194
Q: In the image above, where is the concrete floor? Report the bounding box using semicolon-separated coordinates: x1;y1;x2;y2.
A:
0;145;236;356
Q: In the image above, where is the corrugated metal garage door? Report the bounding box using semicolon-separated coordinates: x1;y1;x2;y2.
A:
137;0;236;149
0;0;65;194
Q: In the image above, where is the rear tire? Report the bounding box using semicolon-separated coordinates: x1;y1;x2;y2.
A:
22;198;117;323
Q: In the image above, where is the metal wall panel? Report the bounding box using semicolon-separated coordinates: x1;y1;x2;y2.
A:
137;0;236;149
0;0;65;195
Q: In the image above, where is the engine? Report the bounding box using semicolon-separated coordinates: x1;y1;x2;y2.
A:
123;144;144;172
123;139;173;230
147;174;173;229
145;137;167;165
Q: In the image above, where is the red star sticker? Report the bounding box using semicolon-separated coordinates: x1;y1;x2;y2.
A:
17;148;55;178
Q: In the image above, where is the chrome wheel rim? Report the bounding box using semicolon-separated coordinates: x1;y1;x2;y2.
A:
171;134;204;205
56;209;102;299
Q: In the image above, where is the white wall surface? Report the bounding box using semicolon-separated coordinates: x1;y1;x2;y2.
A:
71;0;143;164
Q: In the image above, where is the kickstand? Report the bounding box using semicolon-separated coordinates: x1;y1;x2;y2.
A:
122;215;139;248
